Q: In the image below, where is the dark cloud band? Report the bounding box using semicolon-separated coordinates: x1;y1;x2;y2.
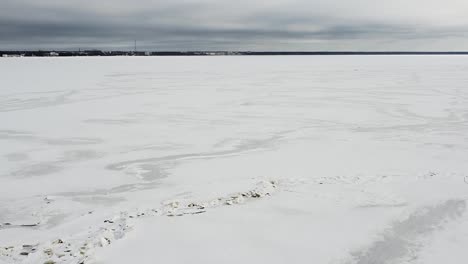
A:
1;0;467;50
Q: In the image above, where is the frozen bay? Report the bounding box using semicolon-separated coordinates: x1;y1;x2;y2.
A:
1;56;468;263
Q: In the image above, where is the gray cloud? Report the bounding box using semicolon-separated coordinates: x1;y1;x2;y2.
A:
1;0;468;50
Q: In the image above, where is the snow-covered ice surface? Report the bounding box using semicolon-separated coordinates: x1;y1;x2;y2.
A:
1;56;468;264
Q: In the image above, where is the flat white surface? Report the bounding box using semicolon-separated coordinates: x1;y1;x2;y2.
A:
0;56;468;264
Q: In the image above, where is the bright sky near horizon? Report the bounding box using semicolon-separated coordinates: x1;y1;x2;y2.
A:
1;0;468;51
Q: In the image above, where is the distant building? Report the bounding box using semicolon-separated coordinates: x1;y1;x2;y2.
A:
83;50;105;56
49;52;59;56
2;54;23;57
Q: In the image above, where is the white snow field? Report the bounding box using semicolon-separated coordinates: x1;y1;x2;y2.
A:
1;56;468;264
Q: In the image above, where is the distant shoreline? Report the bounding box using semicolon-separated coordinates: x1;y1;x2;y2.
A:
2;51;468;57
0;50;468;57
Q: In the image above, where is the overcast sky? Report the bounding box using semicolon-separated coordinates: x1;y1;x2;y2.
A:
1;0;468;51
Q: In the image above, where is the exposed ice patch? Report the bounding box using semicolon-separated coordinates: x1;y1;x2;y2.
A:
4;153;29;162
348;199;467;264
10;163;62;178
106;133;287;181
7;150;103;178
83;118;139;125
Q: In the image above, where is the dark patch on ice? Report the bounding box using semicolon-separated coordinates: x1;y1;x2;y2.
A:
107;133;285;170
134;164;169;180
357;203;407;209
72;195;125;206
4;153;29;162
0;90;75;112
0;130;35;140
45;137;104;146
0;130;103;146
83;118;139;125
0;222;40;230
106;132;288;183
10;163;62;178
54;181;161;197
43;214;68;229
121;142;187;154
8;150;102;178
348;199;466;264
61;150;103;162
